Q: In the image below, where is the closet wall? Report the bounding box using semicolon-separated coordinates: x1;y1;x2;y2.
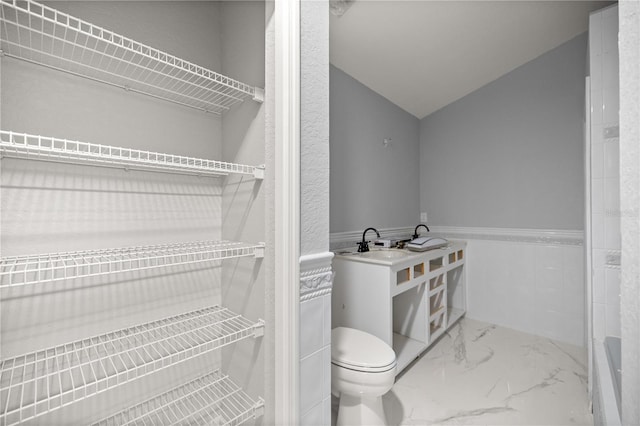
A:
220;0;268;414
1;1;267;424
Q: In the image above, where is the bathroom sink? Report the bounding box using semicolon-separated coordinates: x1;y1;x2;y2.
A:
359;250;409;260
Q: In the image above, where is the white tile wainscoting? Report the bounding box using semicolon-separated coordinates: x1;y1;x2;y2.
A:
429;227;585;347
589;4;621;344
463;236;584;347
299;252;334;425
588;6;623;425
331;227;585;347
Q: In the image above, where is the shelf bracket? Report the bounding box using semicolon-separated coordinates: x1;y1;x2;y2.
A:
253;87;265;103
253;319;265;338
253;164;265;180
253;397;266;418
254;242;265;259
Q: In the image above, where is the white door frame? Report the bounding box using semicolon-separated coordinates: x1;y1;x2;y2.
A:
275;0;300;423
584;76;593;398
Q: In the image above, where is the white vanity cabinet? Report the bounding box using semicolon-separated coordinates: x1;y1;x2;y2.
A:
332;241;467;373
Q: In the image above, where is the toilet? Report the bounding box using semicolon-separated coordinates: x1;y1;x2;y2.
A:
331;327;397;426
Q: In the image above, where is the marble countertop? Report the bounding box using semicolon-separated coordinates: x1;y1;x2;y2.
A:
334;240;466;266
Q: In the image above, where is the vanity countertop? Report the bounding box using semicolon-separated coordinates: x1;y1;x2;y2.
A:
334;240;466;266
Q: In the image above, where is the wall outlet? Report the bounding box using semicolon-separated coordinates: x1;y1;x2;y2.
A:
420;212;428;222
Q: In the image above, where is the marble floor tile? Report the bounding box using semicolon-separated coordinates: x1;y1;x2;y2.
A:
332;318;592;426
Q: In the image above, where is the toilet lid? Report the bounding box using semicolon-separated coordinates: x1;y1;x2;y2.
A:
331;327;397;372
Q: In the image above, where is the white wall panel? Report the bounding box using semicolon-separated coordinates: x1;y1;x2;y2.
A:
589;5;620;343
466;237;585;346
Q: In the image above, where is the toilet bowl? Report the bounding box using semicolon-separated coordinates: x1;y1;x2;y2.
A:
331;327;397;426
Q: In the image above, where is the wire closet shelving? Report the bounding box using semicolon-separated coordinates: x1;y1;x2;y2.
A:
1;0;268;424
0;131;265;178
92;370;264;426
0;0;264;114
0;306;265;426
0;240;265;289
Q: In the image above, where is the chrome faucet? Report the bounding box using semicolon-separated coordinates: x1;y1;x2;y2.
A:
412;223;430;239
357;227;380;252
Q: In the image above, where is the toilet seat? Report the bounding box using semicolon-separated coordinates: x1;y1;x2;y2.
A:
332;359;396;373
331;327;397;373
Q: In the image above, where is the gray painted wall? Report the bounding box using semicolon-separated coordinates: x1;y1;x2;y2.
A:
330;65;420;233
419;33;588;230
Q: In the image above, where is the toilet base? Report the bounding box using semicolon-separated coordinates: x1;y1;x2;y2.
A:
336;393;387;426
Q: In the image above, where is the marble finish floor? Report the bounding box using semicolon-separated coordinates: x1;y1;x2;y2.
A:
333;318;591;425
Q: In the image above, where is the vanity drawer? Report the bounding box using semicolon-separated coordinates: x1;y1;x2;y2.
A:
429;287;445;315
429;309;446;341
429;273;445;292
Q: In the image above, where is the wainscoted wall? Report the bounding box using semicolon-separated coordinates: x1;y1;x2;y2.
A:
454;229;585;347
299;253;334;426
299;0;330;424
588;4;621;343
588;6;623;425
331;226;585;347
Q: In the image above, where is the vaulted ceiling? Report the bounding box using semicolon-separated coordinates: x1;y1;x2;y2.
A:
330;1;614;119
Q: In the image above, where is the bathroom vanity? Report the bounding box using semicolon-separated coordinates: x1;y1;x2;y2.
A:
332;241;467;373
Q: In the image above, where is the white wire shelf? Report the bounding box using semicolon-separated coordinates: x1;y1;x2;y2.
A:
0;131;265;178
93;370;264;426
0;306;264;426
0;240;266;289
0;0;264;114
